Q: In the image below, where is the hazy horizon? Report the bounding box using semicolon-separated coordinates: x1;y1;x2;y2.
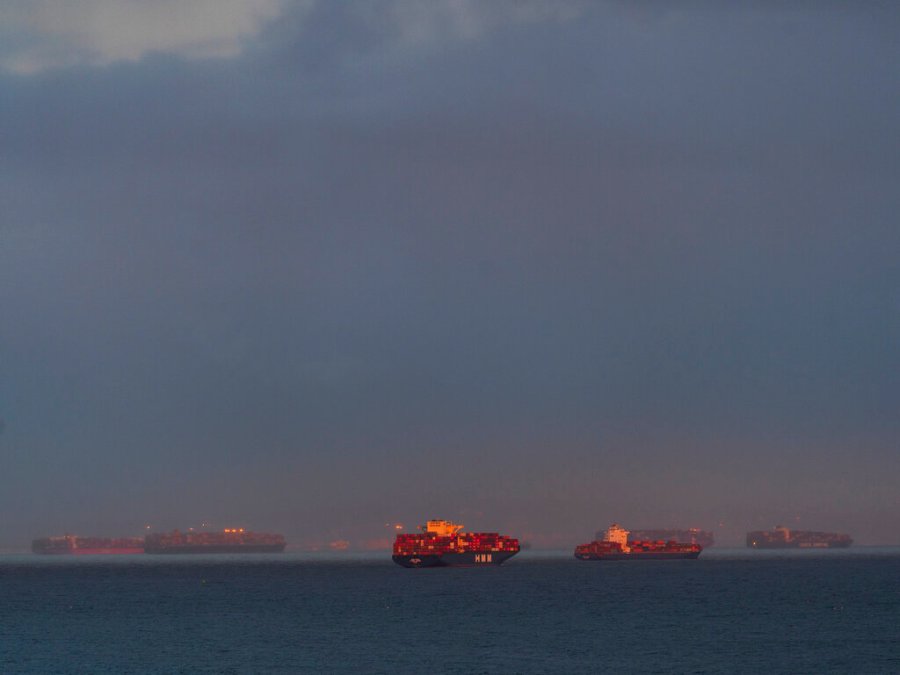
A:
1;1;898;551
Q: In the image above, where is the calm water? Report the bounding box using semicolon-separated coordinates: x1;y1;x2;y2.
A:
2;548;898;673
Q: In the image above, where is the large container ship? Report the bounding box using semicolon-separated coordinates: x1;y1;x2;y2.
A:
143;528;286;554
392;520;520;568
612;528;715;548
575;524;702;561
746;526;852;549
32;535;144;555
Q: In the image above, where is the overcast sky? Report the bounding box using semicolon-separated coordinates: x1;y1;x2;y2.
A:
1;1;898;549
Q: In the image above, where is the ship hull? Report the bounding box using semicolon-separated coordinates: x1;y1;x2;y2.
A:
32;537;146;555
747;542;851;549
144;544;286;554
32;548;144;555
575;551;701;561
392;551;518;568
66;548;144;555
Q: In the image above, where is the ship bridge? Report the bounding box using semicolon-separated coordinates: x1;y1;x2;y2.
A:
423;520;464;537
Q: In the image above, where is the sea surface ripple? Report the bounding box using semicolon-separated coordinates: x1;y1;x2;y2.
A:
1;548;898;673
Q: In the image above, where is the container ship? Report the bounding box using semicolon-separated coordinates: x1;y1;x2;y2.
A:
611;528;715;548
143;528;286;554
575;524;702;561
32;535;144;555
392;520;520;567
746;526;852;549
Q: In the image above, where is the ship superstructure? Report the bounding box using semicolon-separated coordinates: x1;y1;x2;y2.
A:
746;526;852;549
575;523;702;561
392;519;519;567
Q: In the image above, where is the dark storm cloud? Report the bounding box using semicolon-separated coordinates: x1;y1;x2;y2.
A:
0;2;898;547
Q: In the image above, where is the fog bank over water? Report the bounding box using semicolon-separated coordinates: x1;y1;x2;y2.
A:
0;2;898;549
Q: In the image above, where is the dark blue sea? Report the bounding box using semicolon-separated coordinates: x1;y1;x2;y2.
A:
2;548;899;674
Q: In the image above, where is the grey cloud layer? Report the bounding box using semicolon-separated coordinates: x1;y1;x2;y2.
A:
0;3;898;546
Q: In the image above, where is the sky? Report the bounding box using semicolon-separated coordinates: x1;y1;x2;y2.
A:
1;1;898;549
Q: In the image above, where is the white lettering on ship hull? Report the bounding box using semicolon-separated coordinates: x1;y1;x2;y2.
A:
474;553;493;563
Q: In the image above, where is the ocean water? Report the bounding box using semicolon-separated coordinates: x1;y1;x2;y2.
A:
1;548;898;674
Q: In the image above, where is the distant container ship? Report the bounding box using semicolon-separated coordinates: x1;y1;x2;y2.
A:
392;520;520;568
746;526;852;549
576;524;702;561
609;528;714;548
143;529;286;554
32;535;144;555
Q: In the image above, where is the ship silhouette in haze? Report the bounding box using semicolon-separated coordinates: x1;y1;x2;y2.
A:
746;526;852;549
